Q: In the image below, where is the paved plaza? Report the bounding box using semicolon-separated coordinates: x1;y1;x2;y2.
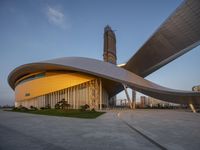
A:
0;109;200;150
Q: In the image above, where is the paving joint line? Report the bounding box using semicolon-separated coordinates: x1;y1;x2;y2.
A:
117;112;167;150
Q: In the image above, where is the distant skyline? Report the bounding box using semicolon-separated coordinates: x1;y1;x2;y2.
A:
1;0;200;105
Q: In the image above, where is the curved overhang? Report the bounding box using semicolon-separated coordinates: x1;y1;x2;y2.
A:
8;57;200;105
124;0;200;77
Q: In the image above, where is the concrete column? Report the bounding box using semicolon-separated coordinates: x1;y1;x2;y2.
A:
64;89;67;103
123;84;132;109
55;92;57;104
89;81;91;110
74;87;75;109
67;88;69;105
189;103;196;113
76;85;79;109
132;90;136;109
99;78;102;110
73;87;75;109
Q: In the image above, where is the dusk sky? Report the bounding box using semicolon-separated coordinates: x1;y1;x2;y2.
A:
0;0;200;106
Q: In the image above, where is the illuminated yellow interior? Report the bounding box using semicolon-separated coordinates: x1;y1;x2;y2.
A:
15;72;94;101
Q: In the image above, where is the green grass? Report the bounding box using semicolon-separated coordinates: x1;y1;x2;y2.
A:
11;109;105;119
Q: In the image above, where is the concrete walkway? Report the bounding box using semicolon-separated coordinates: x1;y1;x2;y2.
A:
119;110;200;150
0;109;199;150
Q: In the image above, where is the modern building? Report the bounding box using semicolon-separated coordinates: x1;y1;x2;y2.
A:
13;71;108;110
8;0;200;112
147;97;177;108
140;96;148;108
9;26;118;110
103;25;117;65
132;90;136;108
103;25;117;107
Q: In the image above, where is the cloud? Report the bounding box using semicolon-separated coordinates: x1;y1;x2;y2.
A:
46;6;70;29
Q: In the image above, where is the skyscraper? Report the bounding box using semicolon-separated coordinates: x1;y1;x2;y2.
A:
103;25;117;106
103;25;117;64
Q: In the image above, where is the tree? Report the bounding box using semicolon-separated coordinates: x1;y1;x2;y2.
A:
55;99;70;110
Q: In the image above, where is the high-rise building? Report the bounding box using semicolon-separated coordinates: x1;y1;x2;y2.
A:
103;25;117;64
140;96;149;108
132;90;136;109
103;25;117;106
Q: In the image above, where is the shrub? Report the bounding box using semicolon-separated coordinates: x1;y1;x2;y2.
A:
55;103;60;109
80;104;90;111
30;106;38;111
55;99;70;110
40;107;45;110
12;105;31;111
20;106;29;111
12;107;20;111
91;108;96;112
60;99;70;110
39;104;51;110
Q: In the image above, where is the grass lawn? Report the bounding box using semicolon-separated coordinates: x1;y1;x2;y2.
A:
11;109;105;119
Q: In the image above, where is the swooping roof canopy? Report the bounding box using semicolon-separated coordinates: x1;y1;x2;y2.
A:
8;57;200;105
124;0;200;77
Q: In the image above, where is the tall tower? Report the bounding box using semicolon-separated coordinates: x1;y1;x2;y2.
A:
103;25;117;64
103;25;117;107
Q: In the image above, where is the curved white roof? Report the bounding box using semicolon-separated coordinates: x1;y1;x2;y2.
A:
8;57;200;105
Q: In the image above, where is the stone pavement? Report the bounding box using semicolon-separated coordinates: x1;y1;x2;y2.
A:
119;109;200;150
0;109;199;150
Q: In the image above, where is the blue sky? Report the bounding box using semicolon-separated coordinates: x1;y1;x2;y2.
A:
0;0;199;105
